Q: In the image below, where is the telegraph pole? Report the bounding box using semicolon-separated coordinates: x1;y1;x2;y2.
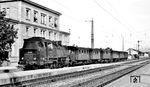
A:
86;18;94;48
137;40;141;52
121;34;124;51
91;18;94;48
137;40;142;57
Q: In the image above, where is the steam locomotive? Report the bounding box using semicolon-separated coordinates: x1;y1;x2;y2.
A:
19;37;128;70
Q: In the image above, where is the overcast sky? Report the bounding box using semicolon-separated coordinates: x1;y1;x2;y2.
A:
31;0;150;51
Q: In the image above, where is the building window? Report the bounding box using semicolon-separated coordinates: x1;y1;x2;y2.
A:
26;26;30;35
41;13;46;25
41;30;43;35
1;8;6;15
26;8;31;21
49;31;50;36
34;28;37;36
49;16;53;27
59;33;62;41
43;30;45;36
6;8;10;17
2;8;6;12
54;32;57;40
34;28;36;34
40;29;46;37
49;31;52;37
1;8;10;17
49;16;52;22
54;18;58;28
34;10;38;23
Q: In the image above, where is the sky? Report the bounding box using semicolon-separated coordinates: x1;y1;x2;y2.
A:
31;0;150;51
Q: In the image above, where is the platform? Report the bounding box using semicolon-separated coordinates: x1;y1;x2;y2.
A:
105;61;150;87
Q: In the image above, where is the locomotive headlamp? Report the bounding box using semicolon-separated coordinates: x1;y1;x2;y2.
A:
21;57;24;60
34;57;36;60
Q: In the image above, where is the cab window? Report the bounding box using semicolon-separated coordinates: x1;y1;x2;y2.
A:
38;41;44;47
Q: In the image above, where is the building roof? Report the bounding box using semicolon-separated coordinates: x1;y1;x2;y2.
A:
0;0;62;16
59;30;70;35
127;48;146;53
127;48;139;52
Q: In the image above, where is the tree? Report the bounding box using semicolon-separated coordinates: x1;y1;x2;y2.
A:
0;11;18;63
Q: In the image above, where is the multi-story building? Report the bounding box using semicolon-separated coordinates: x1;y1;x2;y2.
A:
0;0;70;63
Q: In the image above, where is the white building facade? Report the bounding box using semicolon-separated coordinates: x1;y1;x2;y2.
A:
0;0;70;63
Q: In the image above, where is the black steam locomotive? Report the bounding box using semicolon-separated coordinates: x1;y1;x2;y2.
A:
19;37;128;70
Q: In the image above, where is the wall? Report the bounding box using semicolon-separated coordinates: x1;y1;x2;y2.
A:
0;1;70;65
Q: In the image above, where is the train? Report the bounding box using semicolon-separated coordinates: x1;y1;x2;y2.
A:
19;37;128;70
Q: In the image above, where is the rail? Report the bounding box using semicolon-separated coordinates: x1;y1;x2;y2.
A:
0;58;149;87
60;59;150;87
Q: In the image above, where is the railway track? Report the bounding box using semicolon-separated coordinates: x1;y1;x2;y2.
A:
65;60;150;87
47;59;150;87
26;59;150;87
1;58;149;87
